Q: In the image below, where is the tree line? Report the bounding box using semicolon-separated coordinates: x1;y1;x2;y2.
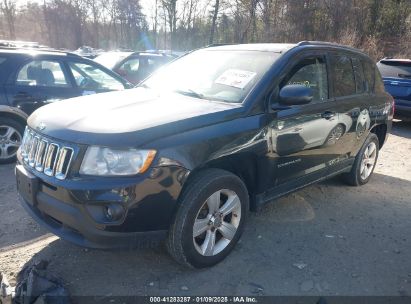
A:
0;0;410;60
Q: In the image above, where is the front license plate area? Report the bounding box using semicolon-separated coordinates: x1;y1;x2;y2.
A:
16;165;39;206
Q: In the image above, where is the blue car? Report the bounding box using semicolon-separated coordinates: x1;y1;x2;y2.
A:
377;58;411;118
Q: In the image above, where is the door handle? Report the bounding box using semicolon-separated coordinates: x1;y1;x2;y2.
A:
321;111;336;120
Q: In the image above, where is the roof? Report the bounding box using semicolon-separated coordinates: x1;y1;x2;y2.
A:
0;47;78;57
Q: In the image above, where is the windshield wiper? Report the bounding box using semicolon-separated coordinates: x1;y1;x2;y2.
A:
175;89;205;100
137;83;151;89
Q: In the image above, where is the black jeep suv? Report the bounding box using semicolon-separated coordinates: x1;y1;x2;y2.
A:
0;47;131;163
16;42;393;268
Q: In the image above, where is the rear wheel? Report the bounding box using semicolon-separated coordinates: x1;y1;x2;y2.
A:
324;124;345;146
0;118;24;164
167;169;249;268
342;133;379;186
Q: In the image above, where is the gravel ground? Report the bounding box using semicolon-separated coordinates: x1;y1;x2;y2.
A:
0;121;411;297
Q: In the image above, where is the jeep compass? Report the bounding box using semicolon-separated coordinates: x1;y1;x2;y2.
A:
16;42;393;268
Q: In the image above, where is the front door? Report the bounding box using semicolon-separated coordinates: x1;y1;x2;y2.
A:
267;52;350;186
65;60;126;95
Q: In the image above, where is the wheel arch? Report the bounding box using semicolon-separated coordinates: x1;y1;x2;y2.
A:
0;106;28;127
370;123;387;149
180;153;260;211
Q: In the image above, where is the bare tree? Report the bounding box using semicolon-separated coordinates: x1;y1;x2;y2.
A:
0;0;16;39
2;0;410;58
161;0;178;48
209;0;220;44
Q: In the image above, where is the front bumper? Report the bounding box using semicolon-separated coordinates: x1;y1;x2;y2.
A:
20;192;167;249
16;161;189;249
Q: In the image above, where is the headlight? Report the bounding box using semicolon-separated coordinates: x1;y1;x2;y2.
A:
80;146;156;176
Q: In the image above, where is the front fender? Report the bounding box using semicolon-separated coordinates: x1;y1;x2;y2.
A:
0;105;29;121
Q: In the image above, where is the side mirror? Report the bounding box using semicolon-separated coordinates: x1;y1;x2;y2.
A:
279;84;313;106
115;69;127;77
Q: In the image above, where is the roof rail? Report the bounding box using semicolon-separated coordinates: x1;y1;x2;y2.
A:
297;40;362;52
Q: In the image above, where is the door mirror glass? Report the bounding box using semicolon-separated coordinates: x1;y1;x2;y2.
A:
279;84;313;106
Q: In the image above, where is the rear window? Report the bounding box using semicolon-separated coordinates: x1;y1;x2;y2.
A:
377;60;411;79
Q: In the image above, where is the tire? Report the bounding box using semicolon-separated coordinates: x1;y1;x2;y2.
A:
0;117;25;164
167;168;249;268
342;133;379;186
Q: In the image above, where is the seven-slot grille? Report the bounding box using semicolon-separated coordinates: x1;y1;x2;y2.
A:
20;128;74;180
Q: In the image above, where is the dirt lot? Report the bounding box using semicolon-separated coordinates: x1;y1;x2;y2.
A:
1;121;411;298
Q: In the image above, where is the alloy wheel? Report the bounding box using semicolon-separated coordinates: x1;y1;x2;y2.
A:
0;125;22;160
360;141;377;180
193;189;242;256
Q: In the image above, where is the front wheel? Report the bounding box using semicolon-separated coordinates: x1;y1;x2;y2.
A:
0;117;25;164
167;169;249;268
342;133;379;186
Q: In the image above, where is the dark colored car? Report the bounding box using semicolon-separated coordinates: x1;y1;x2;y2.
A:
0;47;132;163
16;42;393;268
377;58;411;118
94;51;175;84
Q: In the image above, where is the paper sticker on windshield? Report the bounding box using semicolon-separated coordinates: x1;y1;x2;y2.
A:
215;69;257;89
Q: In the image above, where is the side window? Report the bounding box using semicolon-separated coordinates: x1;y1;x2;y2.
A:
16;60;69;87
147;58;163;73
362;60;375;93
281;56;329;103
331;55;356;97
118;58;140;77
352;57;365;94
68;62;125;91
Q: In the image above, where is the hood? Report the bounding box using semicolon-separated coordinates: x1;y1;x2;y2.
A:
28;88;242;147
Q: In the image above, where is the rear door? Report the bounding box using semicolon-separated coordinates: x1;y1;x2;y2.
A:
326;52;374;172
4;57;76;115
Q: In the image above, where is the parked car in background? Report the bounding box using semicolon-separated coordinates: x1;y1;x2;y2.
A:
16;42;393;268
377;58;411;119
94;51;175;85
73;46;104;59
0;47;132;163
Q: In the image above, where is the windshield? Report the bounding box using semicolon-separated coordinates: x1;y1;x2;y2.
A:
94;52;132;69
143;50;281;103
